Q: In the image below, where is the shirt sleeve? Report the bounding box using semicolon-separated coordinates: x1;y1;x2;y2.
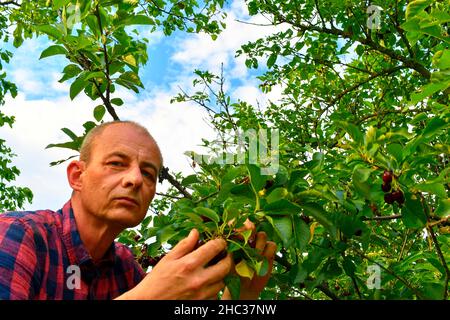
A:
0;218;40;299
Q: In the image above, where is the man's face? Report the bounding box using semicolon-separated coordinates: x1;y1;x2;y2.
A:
78;124;161;229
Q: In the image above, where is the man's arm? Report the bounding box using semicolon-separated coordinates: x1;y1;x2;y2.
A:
115;229;232;300
0;218;40;299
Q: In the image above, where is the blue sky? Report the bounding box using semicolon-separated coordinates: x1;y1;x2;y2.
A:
0;0;285;211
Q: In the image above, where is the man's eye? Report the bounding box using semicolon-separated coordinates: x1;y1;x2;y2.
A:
142;171;155;180
109;161;123;167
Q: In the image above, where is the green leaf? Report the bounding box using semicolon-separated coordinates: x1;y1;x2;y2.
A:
59;64;82;82
181;174;200;186
266;187;288;204
39;45;67;59
35;25;63;40
301;203;336;237
93;105;106;122
193;207;220;224
264;199;301;215
266;215;292;247
293;215;310;252
419;282;445;300
267;53;277;68
421;117;448;139
122;15;155;26
401;193;427;228
246;164;267;193
224;274;241;300
337;121;363;145
387;143;404;163
352;167;372;199
405;0;432;19
433;49;450;70
410;82;449;104
342;256;356;277
69;76;87;100
415;183;447;198
111;98;124;106
434;199;450;218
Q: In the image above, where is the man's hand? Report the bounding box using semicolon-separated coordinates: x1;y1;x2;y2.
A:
116;229;232;300
222;221;277;300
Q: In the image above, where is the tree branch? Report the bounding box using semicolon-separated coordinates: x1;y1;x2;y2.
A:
0;1;20;7
362;214;402;221
272;12;431;79
158;166;192;199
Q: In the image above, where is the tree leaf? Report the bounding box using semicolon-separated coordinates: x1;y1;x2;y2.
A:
111;98;124;106
293;215;310;252
415;182;447;198
35;25;63;40
122;15;155;26
93;105;106;122
193;207;220;224
235;259;255;279
266;215;292;247
39;45;67;59
401;193;427;228
69;76;87;100
224;274;241;300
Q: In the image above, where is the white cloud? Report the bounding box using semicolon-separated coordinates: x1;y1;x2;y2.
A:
171;1;286;79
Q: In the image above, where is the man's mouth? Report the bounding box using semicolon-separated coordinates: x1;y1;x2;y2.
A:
114;197;139;207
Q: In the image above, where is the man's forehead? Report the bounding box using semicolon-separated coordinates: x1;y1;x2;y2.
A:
94;124;161;162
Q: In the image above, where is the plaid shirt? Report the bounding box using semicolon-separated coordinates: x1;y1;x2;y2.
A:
0;200;145;299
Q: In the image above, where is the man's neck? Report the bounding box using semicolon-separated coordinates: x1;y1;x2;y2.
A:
70;196;123;263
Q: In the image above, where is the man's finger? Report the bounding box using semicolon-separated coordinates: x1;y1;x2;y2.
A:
188;237;227;266
203;253;233;284
167;229;199;260
262;241;277;260
255;231;268;253
202;280;226;300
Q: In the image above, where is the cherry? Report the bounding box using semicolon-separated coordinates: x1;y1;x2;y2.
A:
301;215;311;224
381;182;391;193
382;170;393;184
201;216;212;222
264;180;274;189
391;190;405;205
384;193;395;204
248;237;256;249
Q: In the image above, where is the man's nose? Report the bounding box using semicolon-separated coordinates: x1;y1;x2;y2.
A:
122;165;143;188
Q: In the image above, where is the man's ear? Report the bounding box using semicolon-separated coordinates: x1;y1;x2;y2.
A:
67;160;85;192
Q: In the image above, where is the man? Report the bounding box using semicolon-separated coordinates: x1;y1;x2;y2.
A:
0;121;276;299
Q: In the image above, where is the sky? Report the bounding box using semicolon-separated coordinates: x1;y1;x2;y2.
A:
0;0;285;211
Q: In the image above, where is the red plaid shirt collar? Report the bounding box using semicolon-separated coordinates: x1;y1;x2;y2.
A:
60;200;116;275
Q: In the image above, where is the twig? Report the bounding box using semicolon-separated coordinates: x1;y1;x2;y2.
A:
155;192;183;200
362;214;402;221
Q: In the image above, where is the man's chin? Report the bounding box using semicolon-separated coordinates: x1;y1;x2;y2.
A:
109;209;145;229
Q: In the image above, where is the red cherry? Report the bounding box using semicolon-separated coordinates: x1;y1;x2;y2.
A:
248;237;256;248
382;171;393;184
381;183;391;193
392;190;405;205
384;193;395;204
